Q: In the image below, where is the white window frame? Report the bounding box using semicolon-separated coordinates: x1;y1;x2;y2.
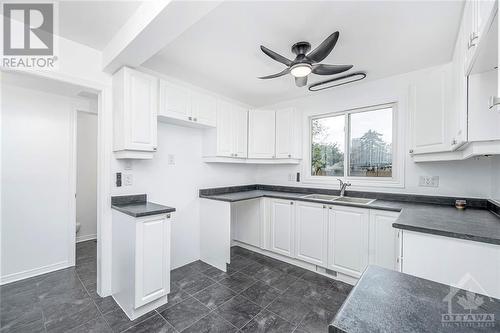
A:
303;102;405;188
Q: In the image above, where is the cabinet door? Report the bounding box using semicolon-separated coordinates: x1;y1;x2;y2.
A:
295;201;328;266
369;210;400;271
468;69;500;141
126;70;158;151
409;65;452;154
159;80;191;120
248;109;276;158
269;199;294;257
135;216;170;308
192;92;216;127
328;206;369;277
233;199;261;248
449;20;468;149
216;100;233;157
232;105;248;158
275;108;296;158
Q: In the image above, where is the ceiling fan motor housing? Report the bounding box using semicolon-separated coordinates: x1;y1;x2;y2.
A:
291;41;311;55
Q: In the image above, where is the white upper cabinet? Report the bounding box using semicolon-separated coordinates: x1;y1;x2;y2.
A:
215;100;248;158
192;91;217;127
409;64;452;155
159;80;190;120
294;201;328;266
246;108;300;160
215;100;234;157
248;110;276;158
158;79;217;128
275;108;299;158
468;69;500;141
113;67;158;159
233;104;249;158
328;205;369;278
464;0;497;74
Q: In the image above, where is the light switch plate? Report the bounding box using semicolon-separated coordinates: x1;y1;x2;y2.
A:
419;176;439;187
168;154;175;165
124;174;133;186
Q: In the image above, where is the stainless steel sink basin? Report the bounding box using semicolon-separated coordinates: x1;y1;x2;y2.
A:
333;197;375;205
301;194;339;201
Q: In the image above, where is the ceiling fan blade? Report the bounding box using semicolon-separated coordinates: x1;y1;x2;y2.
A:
260;45;293;66
258;68;290;79
312;64;353;75
295;76;308;87
307;31;340;63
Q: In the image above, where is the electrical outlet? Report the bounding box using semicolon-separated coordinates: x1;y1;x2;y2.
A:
168;154;175;165
419;176;439;187
124;174;133;186
288;174;294;181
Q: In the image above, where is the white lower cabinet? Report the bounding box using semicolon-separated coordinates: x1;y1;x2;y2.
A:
369;210;400;271
269;199;295;257
246;199;400;280
328;206;370;278
112;211;172;320
294;201;328;266
402;230;500;299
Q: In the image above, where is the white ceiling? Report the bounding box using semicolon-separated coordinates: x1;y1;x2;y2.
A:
142;1;464;107
58;1;142;50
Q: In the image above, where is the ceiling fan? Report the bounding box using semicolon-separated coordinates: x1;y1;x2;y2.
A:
258;32;353;87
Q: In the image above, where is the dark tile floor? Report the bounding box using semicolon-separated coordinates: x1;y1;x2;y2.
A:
0;241;352;332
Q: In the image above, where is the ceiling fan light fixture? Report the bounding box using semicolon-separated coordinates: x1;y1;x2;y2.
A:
290;64;312;77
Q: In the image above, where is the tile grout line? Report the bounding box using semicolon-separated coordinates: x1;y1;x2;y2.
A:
75;262;114;332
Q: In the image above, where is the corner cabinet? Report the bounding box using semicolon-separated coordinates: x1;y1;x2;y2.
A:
112;210;173;320
328;206;369;278
113;67;158;159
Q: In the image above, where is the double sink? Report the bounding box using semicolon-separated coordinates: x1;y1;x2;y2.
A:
300;193;375;205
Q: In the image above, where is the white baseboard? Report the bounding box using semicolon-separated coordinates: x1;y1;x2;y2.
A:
231;240;357;285
0;261;70;285
76;234;97;243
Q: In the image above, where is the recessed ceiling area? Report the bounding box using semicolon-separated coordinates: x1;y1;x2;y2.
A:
58;1;142;50
142;1;464;107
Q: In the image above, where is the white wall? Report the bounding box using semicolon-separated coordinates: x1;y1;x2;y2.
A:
1;84;76;283
256;65;495;198
491;156;500;202
111;123;257;269
76;111;98;242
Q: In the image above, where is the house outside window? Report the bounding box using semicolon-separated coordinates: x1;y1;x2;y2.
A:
308;103;402;187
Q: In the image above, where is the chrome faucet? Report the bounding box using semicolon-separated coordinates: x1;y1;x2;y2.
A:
337;179;351;197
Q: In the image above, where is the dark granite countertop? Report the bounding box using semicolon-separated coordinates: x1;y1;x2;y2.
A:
330;265;500;333
111;194;175;218
199;185;500;245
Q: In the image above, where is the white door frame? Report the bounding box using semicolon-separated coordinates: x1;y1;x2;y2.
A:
8;69;114;297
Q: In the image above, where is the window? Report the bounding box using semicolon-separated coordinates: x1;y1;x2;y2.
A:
310;104;395;181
